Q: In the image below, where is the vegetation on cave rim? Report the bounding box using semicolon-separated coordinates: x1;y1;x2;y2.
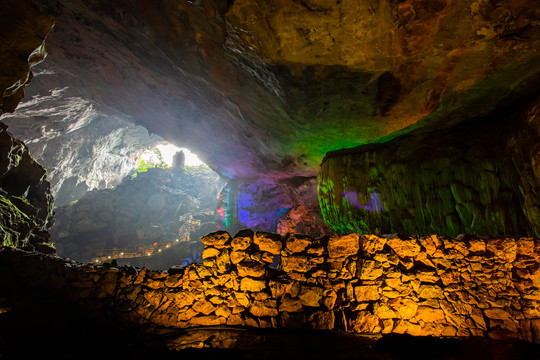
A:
132;147;211;178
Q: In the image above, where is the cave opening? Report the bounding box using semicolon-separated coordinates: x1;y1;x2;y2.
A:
48;140;226;270
1;0;540;358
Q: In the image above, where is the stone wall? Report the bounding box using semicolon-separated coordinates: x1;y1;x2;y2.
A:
2;231;539;343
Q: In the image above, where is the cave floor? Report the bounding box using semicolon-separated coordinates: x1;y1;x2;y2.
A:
1;289;539;360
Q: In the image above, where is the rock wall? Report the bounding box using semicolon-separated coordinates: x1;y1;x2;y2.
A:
318;95;540;238
0;124;54;252
2;81;164;207
216;177;333;237
14;0;540;182
2;231;539;343
0;0;53;115
0;0;55;252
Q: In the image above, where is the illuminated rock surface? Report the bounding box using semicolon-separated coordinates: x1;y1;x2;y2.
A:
1;0;538;238
318;95;540;237
2;232;540;340
1;231;540;358
5;0;540;180
1;2;540;357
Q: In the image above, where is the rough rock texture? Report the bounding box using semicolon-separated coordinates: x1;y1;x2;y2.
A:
0;0;55;252
0;124;54;252
51;166;224;266
6;0;540;181
1;88;162;206
318;95;540;237
216;177;333;237
1;231;539;343
0;0;53;114
3;0;539;240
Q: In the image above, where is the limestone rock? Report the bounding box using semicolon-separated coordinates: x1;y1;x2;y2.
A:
389;298;418;319
487;238;517;262
240;277;266;292
351;312;381;333
387;237;421;258
230;250;247;264
202;247;220;259
420;236;443;256
328;233;360;258
282;255;313;273
298;286;323;307
279;296;303;313
216;250;231;273
358;260;383;280
354;285;380;302
284;233;312;253
484;308;512;320
226;314;244;326
237;262;266;278
200;231;231;248
361;234;387;254
192;299;216;316
413;306;446;323
254;231;283;255
250;299;278;317
269;279;301;298
374;304;399;319
232;229;253;250
309;311;335;330
418;285;444;299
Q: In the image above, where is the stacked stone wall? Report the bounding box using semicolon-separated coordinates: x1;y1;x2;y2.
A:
1;230;539;342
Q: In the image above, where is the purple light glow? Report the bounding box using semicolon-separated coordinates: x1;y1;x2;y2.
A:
342;190;385;212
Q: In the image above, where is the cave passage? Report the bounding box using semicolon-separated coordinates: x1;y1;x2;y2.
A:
49;142;226;269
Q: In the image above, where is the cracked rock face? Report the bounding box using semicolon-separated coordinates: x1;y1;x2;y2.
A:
2;78;162;206
0;0;53;115
0;0;55;251
6;0;539;182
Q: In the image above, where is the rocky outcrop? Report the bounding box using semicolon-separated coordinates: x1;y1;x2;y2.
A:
51;166;224;266
318;95;540;237
0;123;54;252
2;93;163;206
1;69;164;206
2;231;539;343
216;177;333;237
0;0;55;252
0;0;53;115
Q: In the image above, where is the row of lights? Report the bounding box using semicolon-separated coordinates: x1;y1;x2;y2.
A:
94;238;182;263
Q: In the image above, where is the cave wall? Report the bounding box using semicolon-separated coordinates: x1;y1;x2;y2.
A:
0;0;53;115
5;0;538;182
2;231;539;342
318;95;540;237
0;0;55;252
216;177;333;237
0;70;165;207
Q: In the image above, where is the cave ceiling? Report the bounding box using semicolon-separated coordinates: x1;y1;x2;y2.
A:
13;0;540;181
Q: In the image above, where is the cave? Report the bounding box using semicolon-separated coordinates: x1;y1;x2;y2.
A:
1;0;540;359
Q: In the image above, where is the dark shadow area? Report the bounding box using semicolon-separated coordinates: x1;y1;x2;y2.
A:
1;279;538;360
